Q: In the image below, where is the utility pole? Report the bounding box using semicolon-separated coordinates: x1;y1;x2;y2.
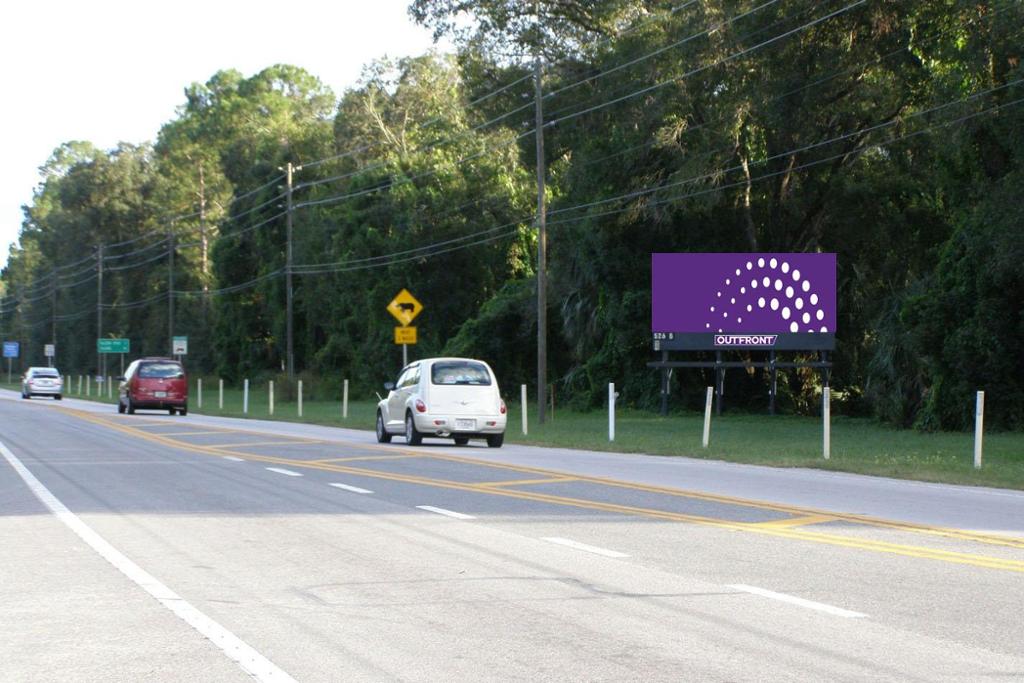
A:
96;244;103;378
50;270;57;367
282;161;301;381
198;162;210;300
534;51;548;424
168;228;175;355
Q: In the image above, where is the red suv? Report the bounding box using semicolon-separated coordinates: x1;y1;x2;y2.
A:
118;358;188;415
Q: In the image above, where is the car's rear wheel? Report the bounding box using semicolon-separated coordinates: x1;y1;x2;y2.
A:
117;400;125;414
453;436;470;446
486;433;504;448
55;394;62;401
126;396;135;415
179;405;187;416
376;412;392;443
405;412;422;446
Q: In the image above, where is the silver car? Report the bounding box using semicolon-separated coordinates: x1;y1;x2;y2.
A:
21;367;63;400
376;358;507;447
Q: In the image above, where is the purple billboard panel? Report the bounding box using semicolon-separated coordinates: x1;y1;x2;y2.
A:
652;253;836;350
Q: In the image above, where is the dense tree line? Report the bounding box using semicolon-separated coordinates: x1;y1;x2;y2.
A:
2;1;1021;430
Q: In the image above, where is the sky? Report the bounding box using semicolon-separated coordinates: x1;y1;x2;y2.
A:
0;0;449;270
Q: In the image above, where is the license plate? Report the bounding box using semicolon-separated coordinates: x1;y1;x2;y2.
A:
455;418;475;430
154;391;167;398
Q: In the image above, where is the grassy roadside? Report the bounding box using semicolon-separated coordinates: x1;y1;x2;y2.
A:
6;377;1023;490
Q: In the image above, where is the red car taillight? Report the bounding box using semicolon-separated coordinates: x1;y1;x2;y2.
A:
415;399;427;413
499;400;507;415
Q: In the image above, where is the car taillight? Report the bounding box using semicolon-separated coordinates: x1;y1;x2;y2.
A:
499;400;507;415
415;399;427;413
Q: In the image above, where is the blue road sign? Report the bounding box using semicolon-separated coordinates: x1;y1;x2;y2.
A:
3;341;19;358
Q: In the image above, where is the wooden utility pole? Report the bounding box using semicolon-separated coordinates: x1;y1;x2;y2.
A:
96;244;103;377
283;162;301;381
534;54;548;424
199;163;209;289
168;229;175;355
50;270;57;366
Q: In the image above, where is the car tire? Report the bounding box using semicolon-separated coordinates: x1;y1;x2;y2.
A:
126;396;135;415
376;412;392;443
179;405;187;416
118;400;125;414
55;395;62;401
405;412;422;446
453;436;470;446
168;408;176;415
486;433;504;448
21;392;28;399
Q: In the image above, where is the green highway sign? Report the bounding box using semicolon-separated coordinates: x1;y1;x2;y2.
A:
97;338;130;354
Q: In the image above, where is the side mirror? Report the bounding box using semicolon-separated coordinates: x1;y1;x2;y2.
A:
383;381;395;391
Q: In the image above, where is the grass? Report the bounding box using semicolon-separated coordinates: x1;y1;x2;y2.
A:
6;375;1023;490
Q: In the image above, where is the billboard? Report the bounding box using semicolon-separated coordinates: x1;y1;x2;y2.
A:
652;253;836;350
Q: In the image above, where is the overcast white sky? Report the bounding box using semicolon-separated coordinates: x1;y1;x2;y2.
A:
1;0;448;269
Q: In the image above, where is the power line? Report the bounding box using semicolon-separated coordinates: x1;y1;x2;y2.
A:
547;77;1024;221
546;0;868;128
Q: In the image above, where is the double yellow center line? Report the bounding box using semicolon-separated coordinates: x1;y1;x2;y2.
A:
63;407;1024;574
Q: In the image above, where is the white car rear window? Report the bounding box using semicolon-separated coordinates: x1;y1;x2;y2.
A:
431;361;491;386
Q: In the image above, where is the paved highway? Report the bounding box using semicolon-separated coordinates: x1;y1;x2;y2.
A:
2;390;1023;681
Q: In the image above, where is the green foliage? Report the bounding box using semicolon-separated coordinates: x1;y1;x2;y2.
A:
3;1;1023;435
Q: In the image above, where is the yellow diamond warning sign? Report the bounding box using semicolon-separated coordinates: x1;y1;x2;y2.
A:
387;288;423;326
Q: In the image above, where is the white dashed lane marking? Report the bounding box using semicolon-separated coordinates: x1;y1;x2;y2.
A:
265;467;302;477
541;537;629;558
728;584;867;618
329;483;374;494
417;505;475;520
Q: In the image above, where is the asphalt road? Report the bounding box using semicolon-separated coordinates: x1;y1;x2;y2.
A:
2;390;1023;682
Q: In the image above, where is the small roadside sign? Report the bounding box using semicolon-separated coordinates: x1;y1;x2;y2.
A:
44;343;55;357
3;341;19;358
172;336;188;355
97;338;130;354
387;289;423;327
394;327;417;345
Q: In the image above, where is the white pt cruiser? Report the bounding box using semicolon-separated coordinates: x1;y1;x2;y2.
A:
376;357;507;448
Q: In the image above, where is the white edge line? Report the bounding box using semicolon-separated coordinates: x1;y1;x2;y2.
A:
728;584;867;618
541;537;629;558
265;467;302;477
0;440;297;682
416;505;475;520
221;456;245;462
329;483;374;494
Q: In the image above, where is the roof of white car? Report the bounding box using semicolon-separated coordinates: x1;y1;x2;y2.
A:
405;357;491;368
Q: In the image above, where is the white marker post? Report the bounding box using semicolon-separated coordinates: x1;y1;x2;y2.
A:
974;391;985;469
197;378;202;409
107;376;112;399
86;376;91;397
608;383;616;442
823;386;831;460
218;379;224;410
298;380;303;418
77;375;82;395
342;378;349;419
702;387;713;448
269;380;274;415
521;384;528;435
242;379;249;414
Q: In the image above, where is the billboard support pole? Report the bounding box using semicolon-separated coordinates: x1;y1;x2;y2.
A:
715;351;724;416
769;350;777;415
659;350;669;416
